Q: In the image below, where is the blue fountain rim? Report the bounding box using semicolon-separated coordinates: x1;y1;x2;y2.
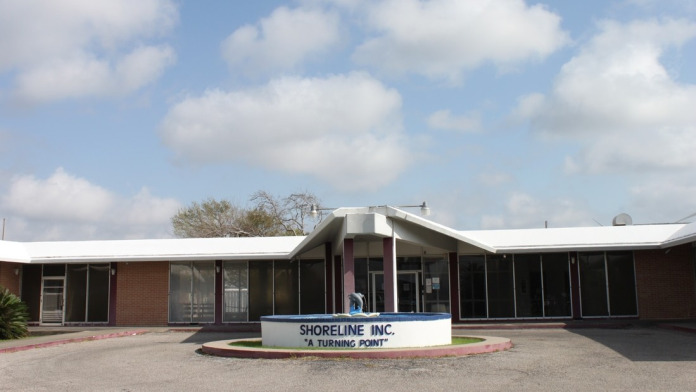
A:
261;312;451;323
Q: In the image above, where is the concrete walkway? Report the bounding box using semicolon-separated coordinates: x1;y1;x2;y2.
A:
2;320;694;354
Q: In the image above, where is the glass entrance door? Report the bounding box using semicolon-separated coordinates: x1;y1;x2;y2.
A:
370;272;420;313
41;279;65;324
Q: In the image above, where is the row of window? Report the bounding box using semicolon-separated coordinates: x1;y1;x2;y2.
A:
458;251;638;319
20;263;110;323
168;260;325;323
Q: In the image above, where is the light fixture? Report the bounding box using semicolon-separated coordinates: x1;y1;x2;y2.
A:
14;268;19;276
396;201;431;216
216;266;221;273
309;204;336;218
111;268;116;276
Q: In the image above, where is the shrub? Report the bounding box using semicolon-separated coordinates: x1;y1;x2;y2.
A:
0;286;29;340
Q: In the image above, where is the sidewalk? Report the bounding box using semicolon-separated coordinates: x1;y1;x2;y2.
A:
0;327;150;354
2;320;694;355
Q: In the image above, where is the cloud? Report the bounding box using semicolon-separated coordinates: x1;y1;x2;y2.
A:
0;0;177;103
517;19;696;174
159;72;409;191
14;46;175;102
221;6;341;75
480;192;593;229
353;0;569;82
0;168;180;241
427;109;481;132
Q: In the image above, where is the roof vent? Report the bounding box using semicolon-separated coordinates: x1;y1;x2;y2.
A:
612;213;633;226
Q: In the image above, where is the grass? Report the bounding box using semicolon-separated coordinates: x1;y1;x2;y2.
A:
228;336;483;350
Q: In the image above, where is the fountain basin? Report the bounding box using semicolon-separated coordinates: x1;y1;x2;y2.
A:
261;313;451;349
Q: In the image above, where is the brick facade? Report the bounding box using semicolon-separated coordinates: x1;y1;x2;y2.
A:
115;261;169;326
0;261;21;295
634;245;696;319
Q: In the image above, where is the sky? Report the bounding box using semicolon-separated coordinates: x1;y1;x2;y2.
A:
1;0;695;241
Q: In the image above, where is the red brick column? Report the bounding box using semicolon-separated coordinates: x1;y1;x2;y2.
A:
115;261;169;326
634;245;696;319
383;237;396;312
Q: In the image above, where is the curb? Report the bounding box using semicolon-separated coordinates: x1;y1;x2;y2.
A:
657;324;696;335
0;330;148;354
201;335;512;359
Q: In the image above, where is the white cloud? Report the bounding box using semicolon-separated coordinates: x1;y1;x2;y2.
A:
427;109;481;132
515;18;696;223
159;72;409;191
14;46;175;102
518;19;696;173
481;192;592;229
0;0;177;103
353;0;569;82
221;6;341;75
0;168;180;241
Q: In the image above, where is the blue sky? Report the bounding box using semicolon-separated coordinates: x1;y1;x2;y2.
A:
1;0;695;241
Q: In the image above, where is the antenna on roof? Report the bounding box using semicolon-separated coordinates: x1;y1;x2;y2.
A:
1;218;5;240
674;212;696;223
592;218;604;227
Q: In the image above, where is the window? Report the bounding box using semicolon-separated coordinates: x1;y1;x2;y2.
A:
579;251;637;317
169;261;215;323
459;255;487;318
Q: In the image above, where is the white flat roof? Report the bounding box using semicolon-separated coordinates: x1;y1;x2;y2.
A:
459;223;688;253
1;236;305;264
2;209;695;263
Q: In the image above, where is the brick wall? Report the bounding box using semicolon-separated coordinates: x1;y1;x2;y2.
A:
0;261;21;295
634;245;696;320
115;261;169;326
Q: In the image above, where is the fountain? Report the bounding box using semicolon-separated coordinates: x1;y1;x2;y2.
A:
260;292;450;349
201;293;512;358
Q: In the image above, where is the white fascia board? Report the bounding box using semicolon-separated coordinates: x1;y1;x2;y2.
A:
459;224;685;253
0;241;31;263
660;221;696;248
20;236;303;264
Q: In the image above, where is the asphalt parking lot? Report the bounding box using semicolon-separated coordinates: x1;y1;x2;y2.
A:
1;327;695;391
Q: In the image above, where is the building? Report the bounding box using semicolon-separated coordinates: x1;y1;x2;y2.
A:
1;206;695;326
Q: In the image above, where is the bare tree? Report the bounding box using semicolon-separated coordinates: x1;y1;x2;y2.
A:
250;190;321;235
172;192;321;238
172;198;252;238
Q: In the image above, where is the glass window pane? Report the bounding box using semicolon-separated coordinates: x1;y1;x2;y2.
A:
65;264;87;322
514;255;543;318
300;259;325;314
579;252;609;316
169;262;192;323
424;257;450;313
223;261;248;322
459;255;487;318
542;253;571;317
192;261;215;323
87;264;110;322
397;257;421;271
43;264;65;277
21;264;42;322
606;252;637;316
354;258;369;309
368;258;383;272
487;255;515;318
274;261;299;315
249;261;273;321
